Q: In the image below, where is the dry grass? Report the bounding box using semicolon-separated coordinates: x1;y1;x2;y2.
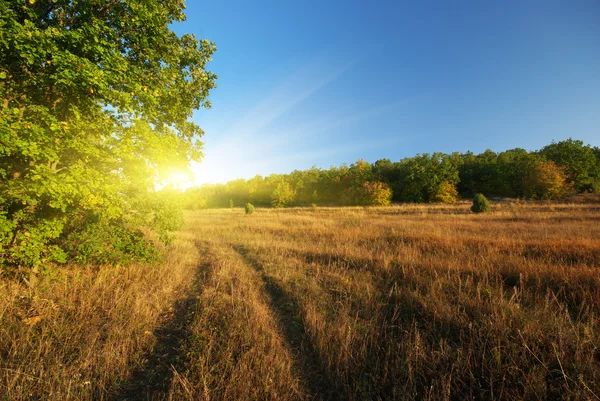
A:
174;202;600;400
0;221;203;400
2;201;600;400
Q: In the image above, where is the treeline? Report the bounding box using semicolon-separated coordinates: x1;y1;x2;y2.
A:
182;138;600;208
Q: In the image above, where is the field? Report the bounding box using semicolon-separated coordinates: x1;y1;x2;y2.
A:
2;202;600;400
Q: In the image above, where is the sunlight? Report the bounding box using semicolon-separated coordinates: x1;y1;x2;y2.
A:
157;171;195;190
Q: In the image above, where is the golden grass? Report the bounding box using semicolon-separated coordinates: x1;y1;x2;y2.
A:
175;203;600;400
0;222;203;400
2;201;600;400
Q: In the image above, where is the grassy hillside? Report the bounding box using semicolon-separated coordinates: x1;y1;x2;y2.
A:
2;201;600;400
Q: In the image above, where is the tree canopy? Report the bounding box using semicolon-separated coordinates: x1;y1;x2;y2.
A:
0;0;216;275
182;138;598;210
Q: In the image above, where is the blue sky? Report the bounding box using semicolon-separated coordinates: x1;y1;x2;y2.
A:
173;1;600;185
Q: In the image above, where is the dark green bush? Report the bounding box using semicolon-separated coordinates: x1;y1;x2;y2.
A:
245;203;255;215
471;193;491;213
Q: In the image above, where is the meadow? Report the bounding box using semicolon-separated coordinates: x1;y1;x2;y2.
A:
2;201;600;400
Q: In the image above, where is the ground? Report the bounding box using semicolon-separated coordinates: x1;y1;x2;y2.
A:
1;201;600;400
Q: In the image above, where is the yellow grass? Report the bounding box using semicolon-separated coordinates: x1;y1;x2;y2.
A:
2;201;600;400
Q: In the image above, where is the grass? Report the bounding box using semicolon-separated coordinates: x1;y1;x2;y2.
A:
2;201;600;400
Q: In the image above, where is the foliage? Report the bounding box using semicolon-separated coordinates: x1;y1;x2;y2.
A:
344;181;392;206
0;0;216;274
245;203;254;215
524;160;571;200
471;193;491;213
181;139;599;210
394;153;460;202
540;138;600;192
431;181;459;203
271;181;295;208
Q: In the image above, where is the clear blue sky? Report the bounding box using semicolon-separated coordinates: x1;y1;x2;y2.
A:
174;1;600;185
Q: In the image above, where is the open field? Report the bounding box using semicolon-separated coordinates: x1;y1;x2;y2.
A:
2;202;600;400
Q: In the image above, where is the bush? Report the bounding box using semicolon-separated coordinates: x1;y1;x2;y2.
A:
471;193;491;213
245;203;255;215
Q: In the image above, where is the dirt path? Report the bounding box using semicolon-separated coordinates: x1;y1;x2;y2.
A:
232;245;343;401
109;264;208;401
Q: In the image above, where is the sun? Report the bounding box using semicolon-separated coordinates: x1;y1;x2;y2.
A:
158;171;195;190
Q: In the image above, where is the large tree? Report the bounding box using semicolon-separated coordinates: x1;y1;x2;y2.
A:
0;0;216;275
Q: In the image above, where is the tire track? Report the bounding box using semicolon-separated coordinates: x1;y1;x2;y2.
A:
110;262;210;401
232;244;344;401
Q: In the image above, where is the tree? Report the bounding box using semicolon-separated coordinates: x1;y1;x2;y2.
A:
0;1;217;274
540;138;599;192
271;181;295;208
432;182;459;203
347;181;392;206
524;160;571;200
396;153;460;202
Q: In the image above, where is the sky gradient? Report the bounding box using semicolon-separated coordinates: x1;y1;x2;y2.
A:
173;1;600;185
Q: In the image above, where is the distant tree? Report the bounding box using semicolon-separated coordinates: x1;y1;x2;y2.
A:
181;139;598;210
396;153;460;202
348;159;374;187
540;138;599;192
432;182;459;204
344;181;392;206
271;181;295;208
248;175;270;206
245;203;254;215
524;160;571;200
495;149;534;197
471;194;491;213
0;1;217;274
457;150;502;198
372;158;394;182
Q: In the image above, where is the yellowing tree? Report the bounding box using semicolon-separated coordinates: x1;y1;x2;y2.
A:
525;160;571;200
432;182;459;203
343;181;392;206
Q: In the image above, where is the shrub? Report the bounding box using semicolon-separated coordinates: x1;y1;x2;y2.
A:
245;203;255;215
471;193;491;213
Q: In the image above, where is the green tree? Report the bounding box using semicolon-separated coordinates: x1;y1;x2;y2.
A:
0;1;217;274
396;153;460;202
540;138;599;192
271;181;295;208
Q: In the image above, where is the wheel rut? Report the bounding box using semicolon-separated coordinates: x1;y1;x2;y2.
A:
232;244;344;401
109;263;209;401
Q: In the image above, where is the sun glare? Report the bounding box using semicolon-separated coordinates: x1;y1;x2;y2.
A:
158;171;195;190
